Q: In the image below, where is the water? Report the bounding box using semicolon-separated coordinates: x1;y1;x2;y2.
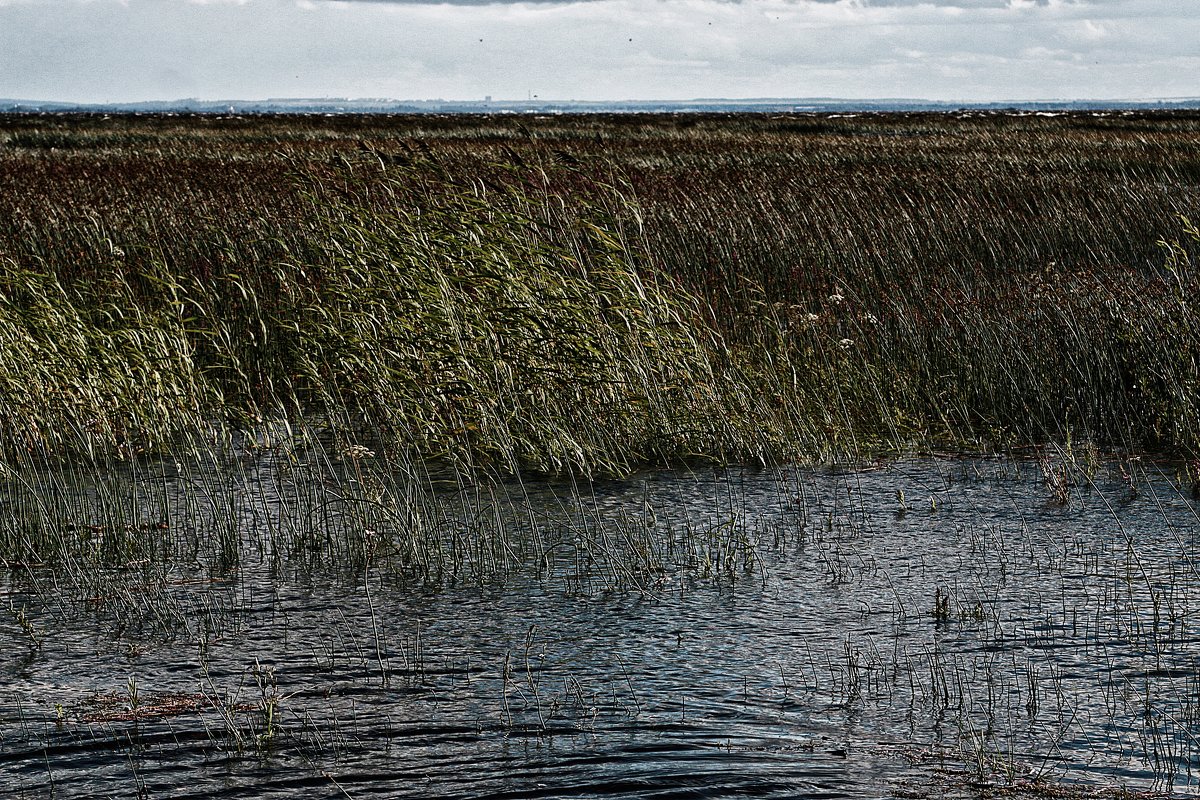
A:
2;451;1199;797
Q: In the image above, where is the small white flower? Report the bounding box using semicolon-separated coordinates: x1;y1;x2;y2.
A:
828;293;845;304
865;313;878;325
839;338;854;349
805;313;820;322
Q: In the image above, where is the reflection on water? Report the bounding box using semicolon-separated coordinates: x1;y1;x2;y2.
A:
1;451;1199;798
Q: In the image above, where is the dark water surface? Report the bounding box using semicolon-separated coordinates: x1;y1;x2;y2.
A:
2;453;1199;798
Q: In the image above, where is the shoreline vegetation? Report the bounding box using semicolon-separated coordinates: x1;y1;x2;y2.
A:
1;111;1199;476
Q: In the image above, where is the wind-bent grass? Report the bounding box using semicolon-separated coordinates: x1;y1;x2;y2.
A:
0;156;808;473
277;159;801;473
0;112;1199;472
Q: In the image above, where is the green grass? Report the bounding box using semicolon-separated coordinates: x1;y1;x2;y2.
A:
1;111;1199;473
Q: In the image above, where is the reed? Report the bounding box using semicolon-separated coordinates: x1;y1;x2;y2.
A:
1;111;1199;472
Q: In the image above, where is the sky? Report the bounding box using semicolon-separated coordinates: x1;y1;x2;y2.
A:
0;0;1196;104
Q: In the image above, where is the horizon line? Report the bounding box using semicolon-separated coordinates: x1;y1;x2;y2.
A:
5;94;1200;108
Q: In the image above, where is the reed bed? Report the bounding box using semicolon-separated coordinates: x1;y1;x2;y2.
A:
1;111;1199;472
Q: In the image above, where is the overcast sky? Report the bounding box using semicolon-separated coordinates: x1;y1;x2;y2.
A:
0;0;1196;103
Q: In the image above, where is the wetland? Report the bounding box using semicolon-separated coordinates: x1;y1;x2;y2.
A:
1;111;1200;796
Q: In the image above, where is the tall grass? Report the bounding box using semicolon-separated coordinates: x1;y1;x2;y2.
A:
1;111;1198;470
0;150;813;472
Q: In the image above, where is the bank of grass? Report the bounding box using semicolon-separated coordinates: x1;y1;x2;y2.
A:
1;112;1199;473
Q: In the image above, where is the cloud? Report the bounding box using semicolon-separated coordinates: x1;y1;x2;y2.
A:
1;0;1196;103
322;0;1117;6
311;0;1101;6
346;0;591;4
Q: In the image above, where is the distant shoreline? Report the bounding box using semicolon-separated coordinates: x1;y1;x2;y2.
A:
4;96;1200;115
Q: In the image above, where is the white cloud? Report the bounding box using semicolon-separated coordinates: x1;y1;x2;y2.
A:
0;0;1196;102
1077;18;1110;40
